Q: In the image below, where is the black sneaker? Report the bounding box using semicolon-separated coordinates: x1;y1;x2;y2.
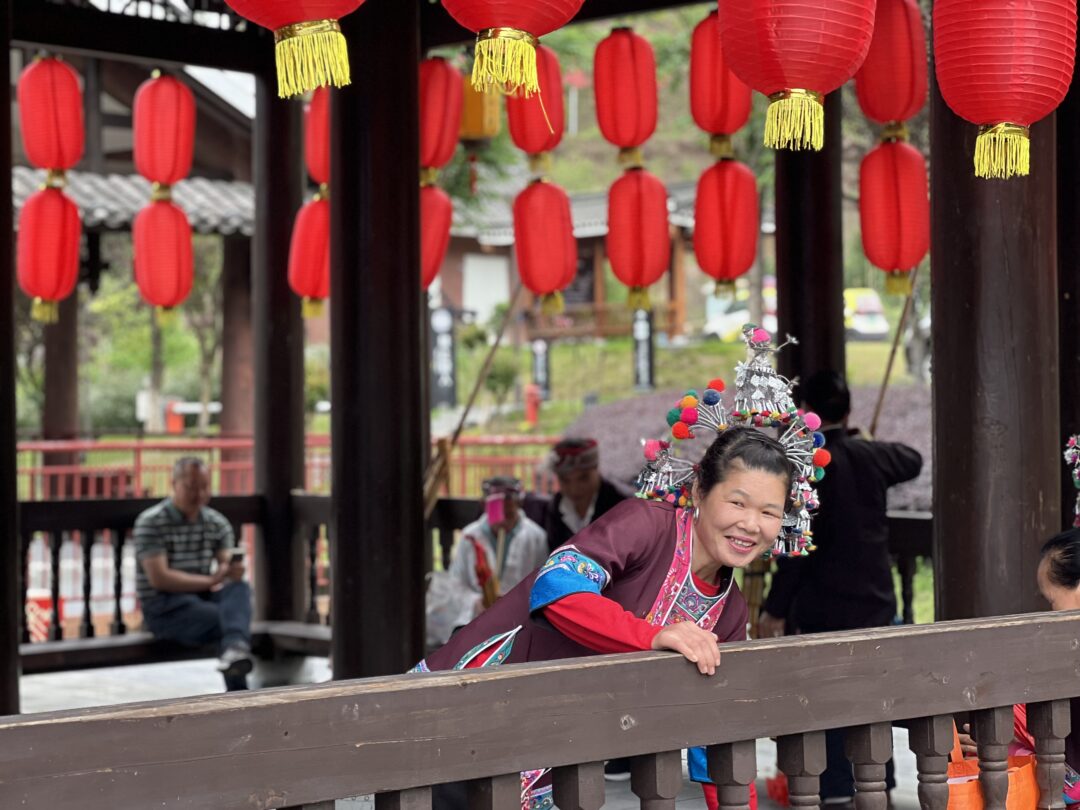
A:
216;643;253;677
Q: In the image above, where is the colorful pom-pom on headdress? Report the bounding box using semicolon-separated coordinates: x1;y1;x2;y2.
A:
636;324;825;558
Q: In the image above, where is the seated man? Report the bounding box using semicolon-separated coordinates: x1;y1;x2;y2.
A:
543;438;627;553
135;457;254;691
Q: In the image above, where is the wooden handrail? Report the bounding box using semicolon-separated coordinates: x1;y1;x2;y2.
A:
1;612;1077;808
17;495;266;533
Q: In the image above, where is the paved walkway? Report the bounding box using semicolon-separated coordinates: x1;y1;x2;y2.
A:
21;660;921;809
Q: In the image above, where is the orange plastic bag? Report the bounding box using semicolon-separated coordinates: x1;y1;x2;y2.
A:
948;727;1038;810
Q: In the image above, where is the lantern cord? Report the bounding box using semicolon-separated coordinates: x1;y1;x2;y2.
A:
627;287;651;311
274;19;351;98
869;265;920;439
302;297;325;319
30;298;59;324
472;28;540;97
764;90;824;151
974;123;1030;179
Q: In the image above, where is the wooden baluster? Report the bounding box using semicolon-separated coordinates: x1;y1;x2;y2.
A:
552;762;605;810
908;714;955;810
1029;700;1072;810
110;527;127;635
79;530;95;638
49;531;63;640
777;731;827;810
631;750;683;810
707;740;757;810
975;706;1015;810
846;723;892;810
306;525;320;624
20;530;32;644
375;787;432;810
323;524;331;626
466;773;520;809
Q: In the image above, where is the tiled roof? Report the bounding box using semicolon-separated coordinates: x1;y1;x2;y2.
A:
12;166;255;236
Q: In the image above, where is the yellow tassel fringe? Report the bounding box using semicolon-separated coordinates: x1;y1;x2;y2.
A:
528;152;552;177
155;307;177;327
302;298;325;319
274;20;351;99
764;90;824;151
714;280;735;299
975;123;1030;180
31;298;58;324
540;291;564;316
618;147;645;168
885;271;912;296
709;135;734;160
627;287;651;311
473;28;539;96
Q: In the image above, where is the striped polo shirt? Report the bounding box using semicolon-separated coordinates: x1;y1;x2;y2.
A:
134;499;235;602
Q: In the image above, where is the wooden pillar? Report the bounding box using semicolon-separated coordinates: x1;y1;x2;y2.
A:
220;235;254;494
252;69;306;621
330;0;425;678
774;91;845;384
42;293;79;486
1059;8;1080;531
931;66;1060;619
1;0;23;715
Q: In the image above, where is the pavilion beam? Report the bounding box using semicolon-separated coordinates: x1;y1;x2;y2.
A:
330;0;425;678
1059;12;1080;531
252;69;306;622
774;91;845;385
931;73;1060;618
1;0;22;715
11;0;264;72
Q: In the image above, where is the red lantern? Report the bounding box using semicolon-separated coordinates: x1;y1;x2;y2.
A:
934;0;1076;178
507;45;564;161
859;140;929;294
420;58;464;177
513;180;576;314
422;185;454;290
594;28;658;163
223;0;366;97
690;11;751;154
134;201;193;311
17;189;82;324
719;0;876;150
694;160;758;291
17;57;84;173
607;169;670;310
442;0;585;96
133;73;196;186
306;87;330;185
288;197;330;317
854;0;927;125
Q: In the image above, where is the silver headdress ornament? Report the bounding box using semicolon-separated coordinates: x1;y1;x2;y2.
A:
1065;436;1080;528
636;324;831;558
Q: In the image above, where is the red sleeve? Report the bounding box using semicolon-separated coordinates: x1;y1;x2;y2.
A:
544;592;662;653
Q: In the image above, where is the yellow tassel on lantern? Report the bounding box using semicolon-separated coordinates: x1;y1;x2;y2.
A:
618;147;644;168
714;280;736;299
274;19;351;98
473;28;539;96
709;134;735;160
155;307;178;327
419;167;441;188
885;271;913;296
30;297;59;324
764;89;824;151
540;291;564;316
974;123;1030;180
527;152;552;177
627;287;652;311
302;297;325;318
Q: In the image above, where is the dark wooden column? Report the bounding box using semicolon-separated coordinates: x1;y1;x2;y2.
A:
42;293;80;489
931;74;1060;619
220;235;254;494
1059;7;1080;532
1;0;23;715
774;91;845;384
252;69;306;621
330;0;425;677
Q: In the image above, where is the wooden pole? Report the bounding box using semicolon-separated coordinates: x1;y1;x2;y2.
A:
330;0;425;678
220;236;254;494
252;68;305;621
931;59;1060;619
42;293;80;487
869;266;920;438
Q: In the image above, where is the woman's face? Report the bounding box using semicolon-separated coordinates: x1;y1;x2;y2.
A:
693;465;788;570
1037;555;1080;611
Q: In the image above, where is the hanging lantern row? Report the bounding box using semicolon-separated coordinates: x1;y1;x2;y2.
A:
690;11;750;158
132;72;196;318
419;58;464;291
514;180;576;315
719;0;876;151
422;185;454;291
16;56;85;323
507;44;565;175
289;88;331;315
934;0;1076;179
607;169;670;311
854;0;927;127
595;27;657;168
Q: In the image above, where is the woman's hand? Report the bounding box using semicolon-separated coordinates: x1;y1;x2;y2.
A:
651;622;721;675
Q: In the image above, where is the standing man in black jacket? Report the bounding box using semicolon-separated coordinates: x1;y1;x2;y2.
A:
543;438;627;553
759;370;922;807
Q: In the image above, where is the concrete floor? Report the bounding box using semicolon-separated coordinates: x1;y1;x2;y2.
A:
21;661;921;809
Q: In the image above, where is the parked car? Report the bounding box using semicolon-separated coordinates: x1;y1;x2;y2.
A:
843;288;890;341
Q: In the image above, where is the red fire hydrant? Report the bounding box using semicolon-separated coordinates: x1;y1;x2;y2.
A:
524;383;542;428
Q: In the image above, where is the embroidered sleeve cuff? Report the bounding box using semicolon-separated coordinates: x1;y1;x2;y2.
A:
529;546;611;614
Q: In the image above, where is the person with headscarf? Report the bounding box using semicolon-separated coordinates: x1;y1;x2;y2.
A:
544;438;628;553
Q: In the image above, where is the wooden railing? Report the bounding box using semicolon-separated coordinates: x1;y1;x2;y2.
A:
2;612;1076;809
